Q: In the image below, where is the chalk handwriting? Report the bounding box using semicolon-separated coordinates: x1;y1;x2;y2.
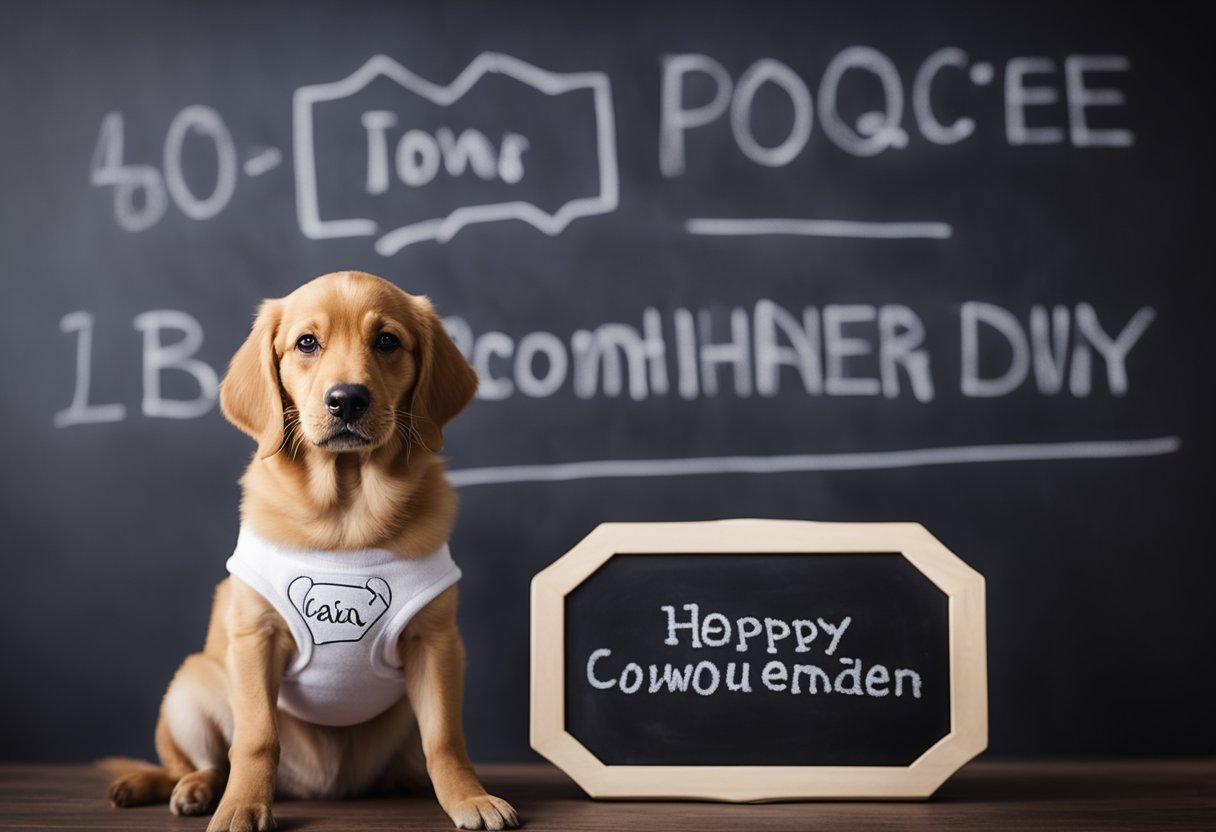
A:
660;603;852;655
54;299;1155;427
661;49;1132;175
55;309;217;427
91;107;237;231
446;299;1152;404
91;49;1133;249
293;53;618;254
585;603;922;699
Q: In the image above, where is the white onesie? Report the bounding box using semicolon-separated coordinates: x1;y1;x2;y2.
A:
226;524;462;727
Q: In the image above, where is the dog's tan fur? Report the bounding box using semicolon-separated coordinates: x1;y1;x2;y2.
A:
106;271;518;831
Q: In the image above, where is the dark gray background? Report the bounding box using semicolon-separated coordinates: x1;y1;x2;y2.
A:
0;1;1211;762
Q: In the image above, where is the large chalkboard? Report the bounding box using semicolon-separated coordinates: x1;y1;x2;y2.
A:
1;1;1212;764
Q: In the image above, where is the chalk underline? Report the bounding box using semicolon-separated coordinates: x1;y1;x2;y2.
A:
686;218;953;240
447;436;1181;488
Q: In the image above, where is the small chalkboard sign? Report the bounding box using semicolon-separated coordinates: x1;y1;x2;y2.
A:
530;520;986;800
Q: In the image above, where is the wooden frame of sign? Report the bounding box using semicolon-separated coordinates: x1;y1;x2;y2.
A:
530;519;987;801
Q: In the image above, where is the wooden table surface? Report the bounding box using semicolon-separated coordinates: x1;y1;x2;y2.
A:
0;759;1212;831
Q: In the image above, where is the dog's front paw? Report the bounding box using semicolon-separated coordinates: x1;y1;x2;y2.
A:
448;794;519;830
170;769;221;816
206;798;275;832
107;773;153;808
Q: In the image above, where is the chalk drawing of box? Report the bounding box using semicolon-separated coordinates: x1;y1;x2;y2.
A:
293;52;619;255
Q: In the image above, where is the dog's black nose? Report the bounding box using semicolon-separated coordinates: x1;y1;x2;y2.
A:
325;384;371;422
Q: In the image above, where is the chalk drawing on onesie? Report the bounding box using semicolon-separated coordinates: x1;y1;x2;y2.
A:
288;575;392;645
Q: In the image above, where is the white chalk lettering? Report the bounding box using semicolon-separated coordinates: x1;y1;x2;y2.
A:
514;331;568;398
790;663;832;694
445;300;1149;404
134;311;218;419
396;129;441;187
92;106;236;230
764;617;792;654
762;660;789;692
472;332;514;400
698;308;752;397
660;54;733;177
54;312;127;428
961;301;1030;397
701;612;731;648
660;607;852;656
692;660;721;695
913;47;976;145
793;619;818;653
730;59;814;167
586;648;616;690
1064;55;1134;148
361;110;397;194
1030;305;1071;395
296;53;616;252
961;303;1154;398
364;112;531;190
1005;57;1065;145
90;112;167;232
162;106;237;221
819;46;908;156
834;657;864;695
674;307;699;400
438;128;509;180
619;662;643;694
572;309;666;401
652;663;695;693
736;616;762;653
585;612;927;701
865;663;891;696
754;300;822;396
725;662;752;692
588;655;925;698
1071;304;1155;397
662;603;702;648
879;304;934;402
895;668;923;698
824;305;881;396
818;616;852;656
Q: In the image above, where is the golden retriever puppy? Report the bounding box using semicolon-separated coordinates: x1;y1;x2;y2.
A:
105;271;518;831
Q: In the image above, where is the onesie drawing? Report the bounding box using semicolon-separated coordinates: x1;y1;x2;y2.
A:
226;525;462;726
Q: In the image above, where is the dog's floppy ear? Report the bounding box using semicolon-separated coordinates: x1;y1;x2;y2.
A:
410;296;478;454
220;299;285;459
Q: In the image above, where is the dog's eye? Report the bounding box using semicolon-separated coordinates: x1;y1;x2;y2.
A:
296;334;319;354
374;332;401;353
